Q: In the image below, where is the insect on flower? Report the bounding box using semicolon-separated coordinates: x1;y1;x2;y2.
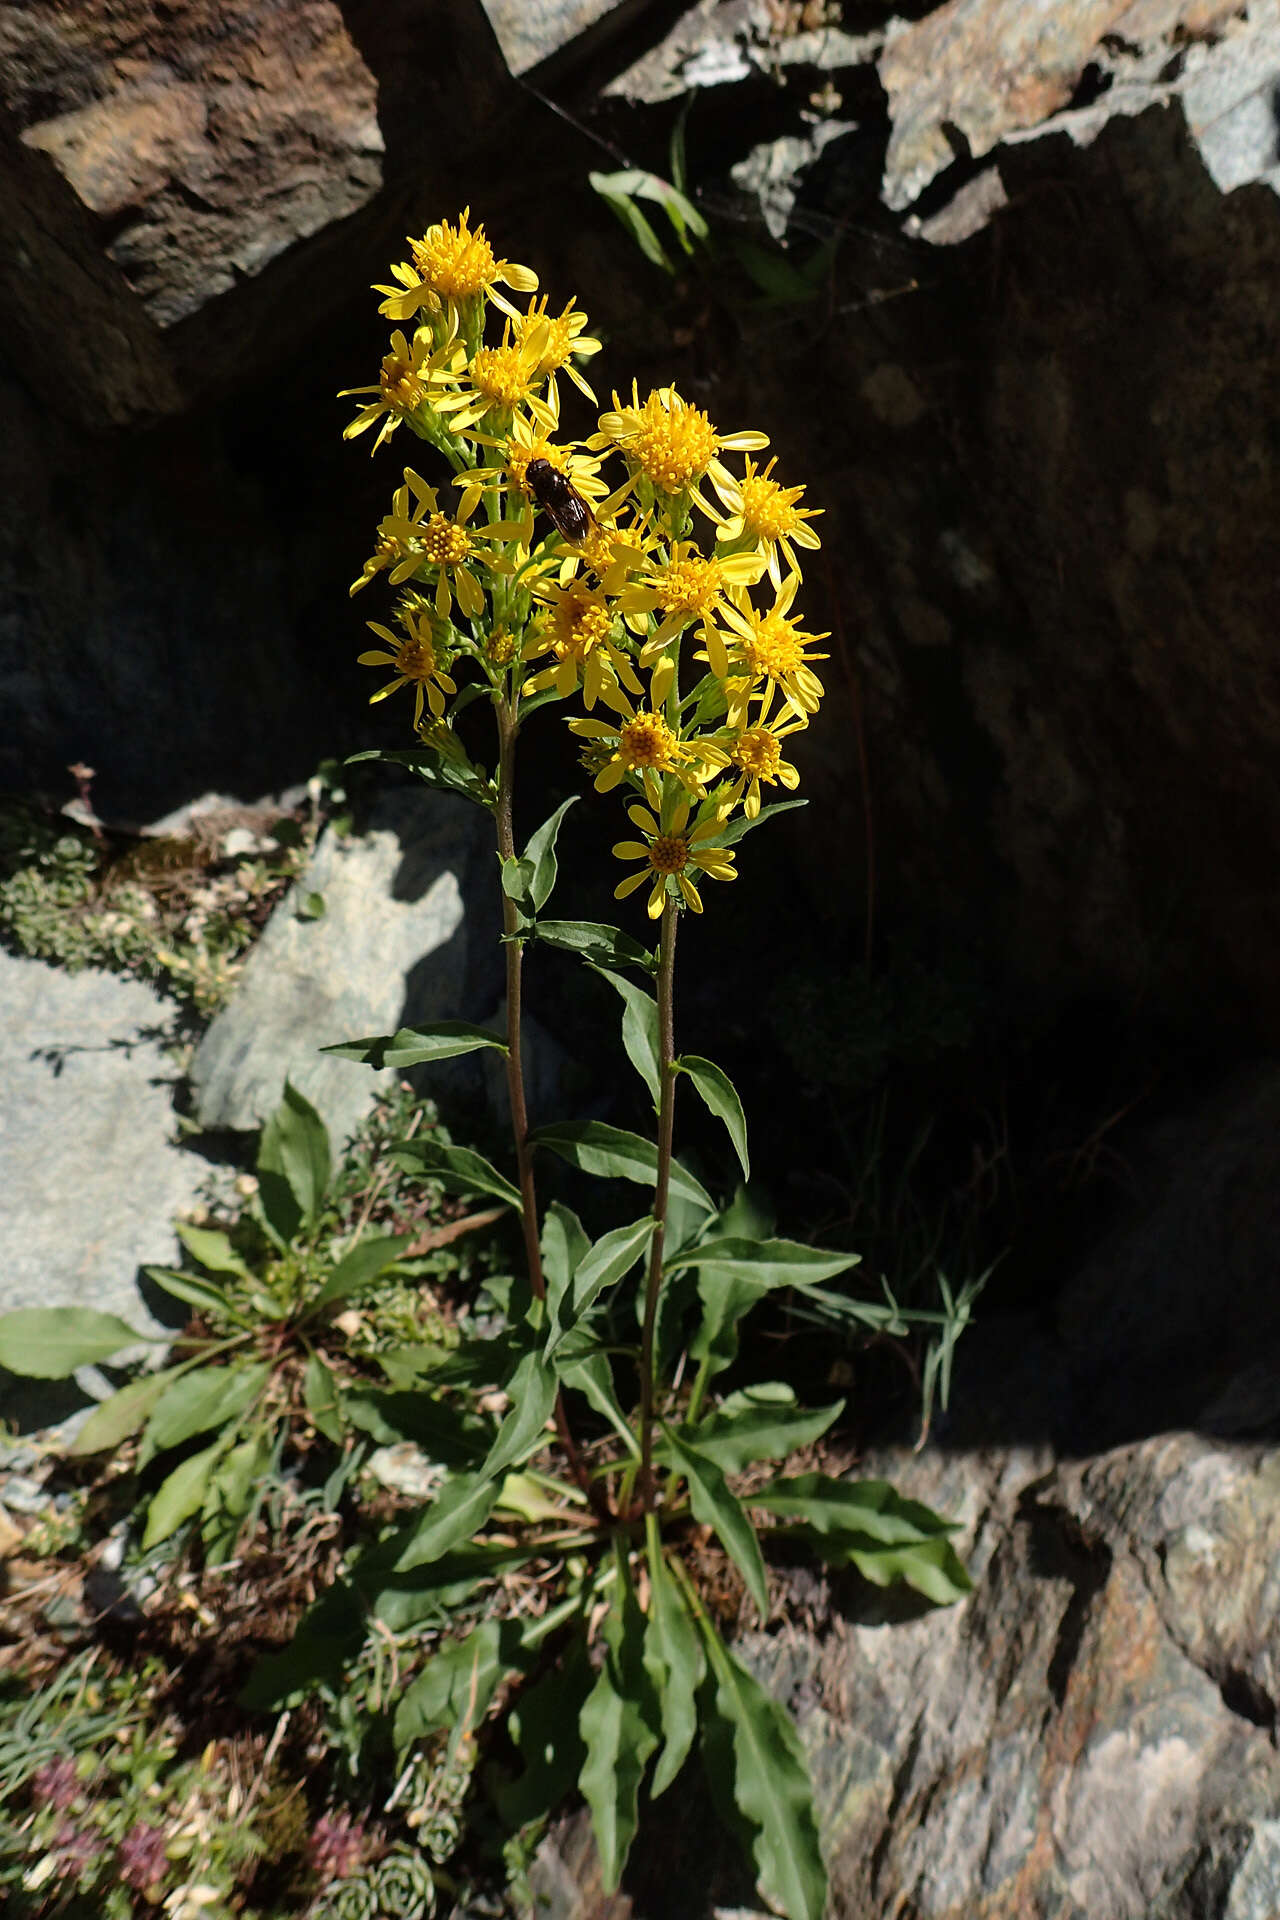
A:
526;456;595;544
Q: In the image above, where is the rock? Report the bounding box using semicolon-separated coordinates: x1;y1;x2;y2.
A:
0;950;204;1426
189;788;497;1149
479;0;637;76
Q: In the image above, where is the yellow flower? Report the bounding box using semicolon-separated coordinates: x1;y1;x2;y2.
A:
375;209;538;324
712;454;823;588
716;574;828;720
590;384;768;516
359;607;458;727
377;469;487;620
618;539;765;675
612;797;737;917
567;659;708;796
433;323;557;436
712;702;806;818
523;579;641;709
339;327;464;452
511;295;603;406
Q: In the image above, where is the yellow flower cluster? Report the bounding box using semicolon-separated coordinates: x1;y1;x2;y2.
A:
343;211;827;918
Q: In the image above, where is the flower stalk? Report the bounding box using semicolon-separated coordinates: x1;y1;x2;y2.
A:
636;894;679;1513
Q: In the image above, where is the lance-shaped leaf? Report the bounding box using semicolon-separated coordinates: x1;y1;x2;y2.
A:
546;1217;655;1360
558;1349;639;1457
541;1201;589;1334
0;1307;151;1378
672;1238;861;1377
704;797;808;847
140;1360;271;1464
322;1023;508;1068
306;1233;411;1316
143;1440;224;1550
176;1224;252;1279
394;1139;522;1211
342;1389;487;1467
678;1055;749;1180
66;1364;188;1457
753;1473;972;1605
392;1470;501;1572
531;1121;713;1215
498;1635;593;1830
644;1540;704;1797
481;1350;557;1479
579;1561;661;1890
671;1384;844;1475
257;1080;331;1239
523;795;579;912
699;1622;827;1920
592;967;661;1105
534;919;657;973
145;1265;242;1322
394;1616;529;1758
663;1429;768;1616
303;1353;344;1443
345;745;494;805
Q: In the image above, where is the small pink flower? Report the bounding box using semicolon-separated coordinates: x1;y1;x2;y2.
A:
309;1810;366;1882
30;1758;81;1810
119;1821;170;1891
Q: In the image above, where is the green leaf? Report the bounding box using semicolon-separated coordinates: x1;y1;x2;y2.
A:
500;853;537;915
202;1428;272;1563
258;1081;331;1239
297;890;327;921
394;1616;528;1758
321;1023;508;1068
730;234;821;305
534;919;657;973
531;1121;713;1215
345;745;494;807
673;1384;843;1475
65;1365;186;1457
142;1361;270;1461
307;1233;411;1315
707;798;808;847
700;1624;827;1920
342;1389;487;1468
481;1350;557;1479
303;1353;344;1443
176;1224;252;1279
753;1473;972;1605
394;1138;521;1211
644;1538;704;1797
523;796;578;912
392;1471;501;1572
498;1635;593;1829
590;173;677;272
579;1559;661;1890
678;1055;749;1180
0;1307;148;1378
144;1265;239;1321
239;1580;366;1707
672;1238;862;1378
663;1430;768;1616
541;1201;589;1333
593;966;661;1106
546;1217;655;1359
557;1349;639;1457
143;1440;223;1550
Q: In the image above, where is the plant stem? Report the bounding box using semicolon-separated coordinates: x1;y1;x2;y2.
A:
494;696;609;1522
494;698;545;1304
637;894;679;1513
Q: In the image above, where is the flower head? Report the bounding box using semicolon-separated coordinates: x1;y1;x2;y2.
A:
359;605;458;726
713;454;822;587
612;797;737;917
618;539;765;674
376;209;538;326
339;326;463;451
433;324;555;436
591;384;768;517
309;1811;366;1884
30;1759;81;1811
511;295;602;405
717;574;828;720
711;703;806;818
525;579;641;709
119;1823;170;1893
377;469;488;619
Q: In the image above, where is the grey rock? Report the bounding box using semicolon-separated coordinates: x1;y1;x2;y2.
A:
189;789;495;1151
479;0;634;76
0;950;204;1424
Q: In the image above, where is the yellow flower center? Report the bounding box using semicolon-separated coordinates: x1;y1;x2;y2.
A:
486;625;515;665
624;392;719;492
739;614;805;679
648;833;689;876
655;555;724;617
739;474;804;542
730;727;783;780
619;713;680;771
551;586;612;662
409;215;498;299
395;636;438;681
421;514;471;566
470;345;532;408
507;439;561;492
379;347;426;412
